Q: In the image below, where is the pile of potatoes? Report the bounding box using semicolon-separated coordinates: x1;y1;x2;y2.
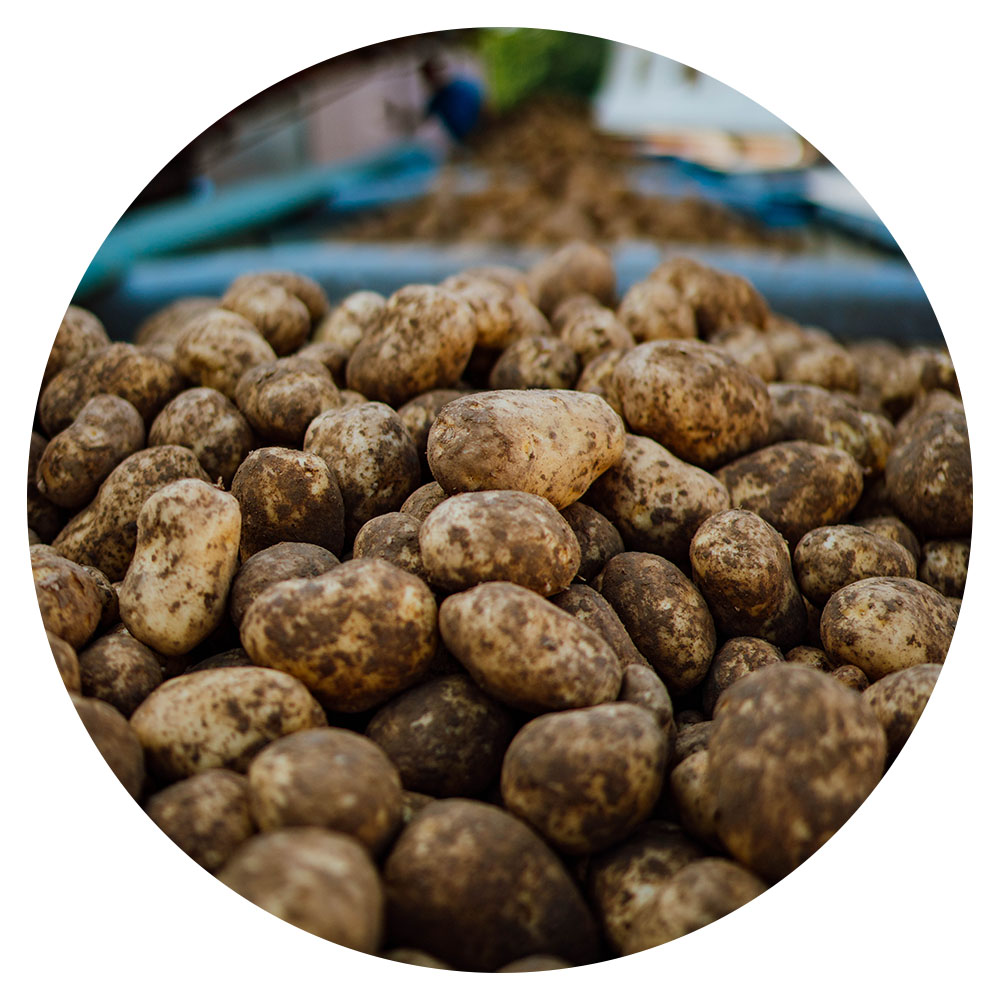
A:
30;242;970;971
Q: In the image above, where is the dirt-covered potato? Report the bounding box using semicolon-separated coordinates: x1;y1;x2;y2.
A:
39;343;184;437
383;798;600;971
304;402;420;540
48;629;81;692
548;583;652;670
496;955;570;973
234;357;341;445
313;289;386;355
557;302;635;364
501;702;668;855
345;284;477;406
78;633;163;717
820;577;959;682
365;674;514;797
32;545;103;649
441;274;551;350
716;441;865;545
918;538;970;598
28;432;64;542
53;445;210;581
427;389;625;509
173;307;278;399
528;241;617;317
862;662;943;761
778;340;859;392
231;448;344;560
240;559;438;713
382;948;452;969
219;275;312;356
145;769;256;872
247;728;402;854
72;693;146;799
419;490;580;595
36;394;145;509
130;667;326;781
148;386;254;487
855;514;921;562
668;750;721;847
134;297;218;350
894;388;964;444
621;858;768;954
399;482;448;523
616;277;698;343
44;305;111;388
488;335;580;391
707;665;886;881
707;324;778;382
614;341;772;468
884;410;972;537
229;270;329;325
353;512;425;579
218;828;383;953
586;433;731;563
702;637;784;716
618;663;676;737
600;552;716;696
439;581;622;713
672;721;714;764
559;501;624;580
793;524;917;606
119;479;241;656
397;388;466;458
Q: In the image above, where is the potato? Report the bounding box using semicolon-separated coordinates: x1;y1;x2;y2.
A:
419;490;580;595
396;388;465;458
668;750;721;847
36;394;145;509
793;524;917;606
446;264;534;303
862;662;943;761
616;277;698;343
173;307;277;399
441;274;551;350
78;633;163;717
365;674;514;797
53;445;210;581
621;858;768;954
716;441;865;545
502;703;668;855
919;538;970;598
618;663;676;737
488;335;580;391
884;410;972;537
855;514;921;562
134;297;217;349
672;720;714;764
313;289;385;354
228;270;329;324
614;341;772;468
399;482;448;523
130;666;327;781
708;324;778;382
383;798;600;971
528;240;617;316
217;828;383;953
348;512;423;578
427;389;625;510
438;582;622;713
558;303;635;364
304;402;420;539
27;431;64;542
145;769;255;872
346;284;477;406
240;558;438;713
247;728;402;854
707;665;886;881
230;448;344;560
497;956;571;973
43;305;110;388
220;275;312;356
600;552;716;696
548;583;651;669
820;577;959;682
32;545;103;649
894;388;964;444
71;693;146;799
702;637;784;716
119;479;241;656
148;386;254;487
586;433;731;563
778;341;859;392
234;357;340;445
48;629;81;692
558;501;624;580
382;949;452;969
39;343;184;436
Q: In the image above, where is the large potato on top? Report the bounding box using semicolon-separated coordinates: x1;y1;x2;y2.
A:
427;389;625;509
707;665;887;882
240;559;438;713
383;798;600;971
614;341;772;468
501;703;668;855
438;582;622;713
419;490;580;594
716;441;864;545
585;434;730;563
119;479;241;656
130;667;327;781
345;284;477;406
820;577;958;682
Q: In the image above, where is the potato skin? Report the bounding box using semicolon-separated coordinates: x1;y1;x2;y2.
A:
528;241;617;317
247;728;402;854
218;828;383;954
36;394;145;508
48;630;81;692
72;693;146;799
419;490;581;595
44;305;110;388
78;633;163;717
32;546;103;649
862;662;942;761
352;512;425;579
427;389;626;510
708;665;886;882
820;577;958;682
559;501;624;580
220;276;312;356
702;637;784;716
119;479;242;656
28;432;64;542
918;538;969;598
616;278;697;344
383;798;601;971
130;667;327;781
438;582;622;713
488;334;580;390
313;289;385;352
501;703;668;855
240;559;438;713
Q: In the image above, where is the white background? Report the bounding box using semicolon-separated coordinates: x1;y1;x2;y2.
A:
4;2;997;997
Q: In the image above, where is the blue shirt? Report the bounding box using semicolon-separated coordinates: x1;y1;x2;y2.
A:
426;78;484;142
